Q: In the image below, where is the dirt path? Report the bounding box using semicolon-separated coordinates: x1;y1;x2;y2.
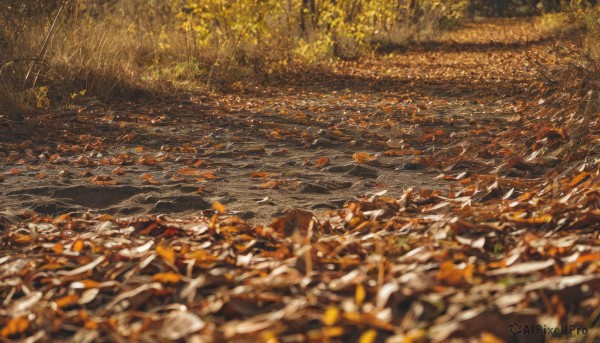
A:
1;18;559;224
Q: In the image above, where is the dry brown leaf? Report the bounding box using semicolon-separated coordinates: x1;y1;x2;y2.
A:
161;310;206;340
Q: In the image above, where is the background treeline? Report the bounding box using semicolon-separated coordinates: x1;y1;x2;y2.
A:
0;0;598;113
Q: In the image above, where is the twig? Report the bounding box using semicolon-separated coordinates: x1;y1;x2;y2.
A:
24;0;66;87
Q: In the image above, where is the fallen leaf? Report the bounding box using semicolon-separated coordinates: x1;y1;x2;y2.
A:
355;283;366;305
315;157;331;168
55;294;80;308
72;239;84;252
212;201;227;214
353;152;376;162
156;245;176;264
140;173;160;184
487;259;555;276
152;272;181;284
359;329;377;343
1;317;29;338
161;310;206;340
323;306;339;326
12;233;33;244
111;167;126;175
258;180;283;189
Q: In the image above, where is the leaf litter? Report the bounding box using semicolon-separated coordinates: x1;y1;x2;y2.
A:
0;17;599;342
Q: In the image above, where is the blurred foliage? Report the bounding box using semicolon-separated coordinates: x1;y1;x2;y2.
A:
0;0;598;112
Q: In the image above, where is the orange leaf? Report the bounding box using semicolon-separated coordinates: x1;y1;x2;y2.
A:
178;167;202;176
352;152;376;162
1;316;29;337
40;263;65;270
576;253;600;264
258;180;282;189
567;172;590;187
55;294;80;308
140;173;160;184
52;243;64;254
212;201;227;214
12;233;33;244
250;171;274;178
508;213;553;224
315;157;331;169
137;155;157;165
152;272;181;284
84;320;98;330
436;261;473;285
72;239;84;252
200;171;218;179
76;279;101;289
112;167;126;175
156;245;176;264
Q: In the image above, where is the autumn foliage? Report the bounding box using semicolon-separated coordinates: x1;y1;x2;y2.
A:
1;1;599;342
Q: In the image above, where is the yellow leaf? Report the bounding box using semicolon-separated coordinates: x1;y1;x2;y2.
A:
1;316;29;337
509;213;553;224
323;326;344;337
152;272;181;284
185;250;218;264
72;239;84;252
156;245;176;264
404;329;426;343
322;306;339;326
359;329;377;343
355;283;366;305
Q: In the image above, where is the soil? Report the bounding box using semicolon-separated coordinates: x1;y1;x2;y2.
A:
0;18;559;224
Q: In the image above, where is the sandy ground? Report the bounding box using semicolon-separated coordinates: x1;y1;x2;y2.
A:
0;18;555;224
